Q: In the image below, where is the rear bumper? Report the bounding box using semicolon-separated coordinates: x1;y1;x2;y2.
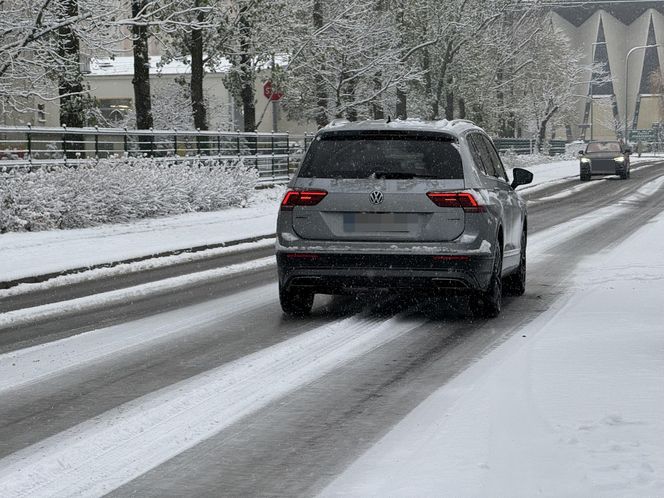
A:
277;252;494;294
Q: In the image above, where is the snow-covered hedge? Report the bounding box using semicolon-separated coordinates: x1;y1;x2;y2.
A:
500;150;576;171
0;157;258;232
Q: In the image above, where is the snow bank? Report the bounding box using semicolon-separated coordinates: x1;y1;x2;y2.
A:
501;150;576;171
0;197;280;283
0;157;258;233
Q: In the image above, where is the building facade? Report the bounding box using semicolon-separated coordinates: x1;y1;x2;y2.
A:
551;1;664;141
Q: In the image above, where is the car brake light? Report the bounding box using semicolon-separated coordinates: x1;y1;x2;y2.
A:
281;190;328;210
426;192;486;213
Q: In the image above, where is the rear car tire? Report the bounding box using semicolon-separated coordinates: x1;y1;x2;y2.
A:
504;230;526;296
580;172;591;181
279;285;314;316
473;243;503;318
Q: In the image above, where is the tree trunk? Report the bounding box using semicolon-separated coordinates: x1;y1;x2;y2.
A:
445;77;454;120
313;0;328;128
345;80;358;121
396;87;407;120
370;74;384;119
131;0;153;155
190;1;208;131
458;97;466;119
57;0;85;156
536;104;558;152
237;7;256;132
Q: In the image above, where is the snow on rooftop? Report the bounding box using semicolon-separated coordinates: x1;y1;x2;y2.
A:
88;54;288;77
88;56;231;77
321;117;478;135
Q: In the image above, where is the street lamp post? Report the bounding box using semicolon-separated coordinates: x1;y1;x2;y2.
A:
624;44;663;142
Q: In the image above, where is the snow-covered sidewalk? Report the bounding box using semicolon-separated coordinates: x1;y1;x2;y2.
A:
321;212;664;497
0;195;280;283
0;156;659;284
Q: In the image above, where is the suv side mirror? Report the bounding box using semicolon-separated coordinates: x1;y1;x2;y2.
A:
511;167;533;189
624;146;632;154
578;150;585;155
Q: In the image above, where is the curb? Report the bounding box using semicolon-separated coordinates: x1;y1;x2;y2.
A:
0;233;276;291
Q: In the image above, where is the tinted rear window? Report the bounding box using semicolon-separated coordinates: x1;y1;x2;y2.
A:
298;131;463;179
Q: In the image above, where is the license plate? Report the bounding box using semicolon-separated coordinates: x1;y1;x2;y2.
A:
343;213;415;232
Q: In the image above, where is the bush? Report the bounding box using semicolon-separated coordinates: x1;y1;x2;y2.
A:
0;157;258;232
500;149;576;171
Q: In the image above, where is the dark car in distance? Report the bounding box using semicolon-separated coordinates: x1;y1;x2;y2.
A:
276;119;534;318
579;141;632;181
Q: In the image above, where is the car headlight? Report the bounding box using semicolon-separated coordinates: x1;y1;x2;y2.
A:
613;156;625;163
580;157;591;164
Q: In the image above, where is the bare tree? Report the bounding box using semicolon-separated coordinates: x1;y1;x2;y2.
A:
280;0;425;127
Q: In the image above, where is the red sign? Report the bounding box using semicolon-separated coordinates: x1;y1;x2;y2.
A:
263;80;284;101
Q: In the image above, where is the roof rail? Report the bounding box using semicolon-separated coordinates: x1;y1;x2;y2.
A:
449;119;476;127
326;118;350;128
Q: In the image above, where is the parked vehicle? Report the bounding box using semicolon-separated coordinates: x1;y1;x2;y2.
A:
579;141;632;181
276;119;533;317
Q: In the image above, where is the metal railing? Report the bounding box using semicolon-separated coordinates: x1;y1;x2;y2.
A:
494;138;567;156
1;126;571;184
0;125;316;183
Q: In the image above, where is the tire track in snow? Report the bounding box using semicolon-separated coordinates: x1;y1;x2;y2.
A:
0;256;275;331
0;282;276;394
0;313;424;497
527;173;664;257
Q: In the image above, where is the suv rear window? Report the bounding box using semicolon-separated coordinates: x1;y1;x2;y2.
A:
298;131;463;179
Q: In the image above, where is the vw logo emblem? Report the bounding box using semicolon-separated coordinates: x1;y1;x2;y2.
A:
369;190;384;204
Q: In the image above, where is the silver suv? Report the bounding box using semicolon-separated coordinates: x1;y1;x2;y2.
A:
276;119;533;317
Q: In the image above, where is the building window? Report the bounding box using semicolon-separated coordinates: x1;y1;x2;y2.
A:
98;98;132;124
37;104;46;123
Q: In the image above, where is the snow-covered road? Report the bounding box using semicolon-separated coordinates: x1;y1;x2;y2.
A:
0;160;663;497
322;190;664;498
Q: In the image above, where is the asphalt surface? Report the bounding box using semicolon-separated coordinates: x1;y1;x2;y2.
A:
1;160;663;497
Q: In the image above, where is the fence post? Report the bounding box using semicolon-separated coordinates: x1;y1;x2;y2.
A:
254;132;259;171
236;131;241;155
271;131;275;179
62;125;67;164
286;132;290;175
27;123;32;161
173;129;178;156
196;128;201;155
150;128;155;157
94;126;99;160
123;127;128;156
217;129;221;156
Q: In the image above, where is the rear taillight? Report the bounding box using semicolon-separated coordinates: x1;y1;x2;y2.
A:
426;192;486;213
281;190;328;210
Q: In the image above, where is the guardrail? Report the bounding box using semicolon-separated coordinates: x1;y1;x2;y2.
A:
0;125;317;184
